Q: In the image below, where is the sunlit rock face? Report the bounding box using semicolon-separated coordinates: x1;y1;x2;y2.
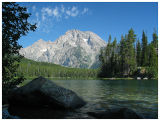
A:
20;30;106;68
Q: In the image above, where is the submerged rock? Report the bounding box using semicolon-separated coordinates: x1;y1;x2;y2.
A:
87;107;143;119
3;108;19;119
8;105;68;119
9;76;86;109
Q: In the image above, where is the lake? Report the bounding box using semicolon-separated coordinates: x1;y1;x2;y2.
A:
51;79;158;119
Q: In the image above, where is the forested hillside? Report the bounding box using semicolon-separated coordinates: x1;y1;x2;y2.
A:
17;58;98;79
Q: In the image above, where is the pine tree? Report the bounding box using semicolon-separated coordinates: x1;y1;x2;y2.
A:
147;32;158;79
119;35;127;76
98;34;113;77
105;34;112;62
98;49;105;77
110;38;117;76
147;43;158;78
99;35;108;77
108;34;111;43
125;28;137;75
152;30;158;53
141;31;148;66
136;39;141;67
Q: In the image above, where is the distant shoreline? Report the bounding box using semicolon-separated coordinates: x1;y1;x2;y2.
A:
23;77;157;81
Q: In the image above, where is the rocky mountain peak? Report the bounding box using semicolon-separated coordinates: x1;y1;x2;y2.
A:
20;30;106;68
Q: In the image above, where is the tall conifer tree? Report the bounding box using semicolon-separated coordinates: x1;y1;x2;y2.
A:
126;28;137;75
152;30;158;53
141;31;148;66
119;35;126;75
136;40;141;66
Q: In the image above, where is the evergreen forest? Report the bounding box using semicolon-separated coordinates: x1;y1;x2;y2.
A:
17;58;98;79
98;28;158;79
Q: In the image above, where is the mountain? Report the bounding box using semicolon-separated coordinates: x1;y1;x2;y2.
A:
20;30;106;68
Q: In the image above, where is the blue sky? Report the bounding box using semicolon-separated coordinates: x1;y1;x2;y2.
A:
17;2;158;48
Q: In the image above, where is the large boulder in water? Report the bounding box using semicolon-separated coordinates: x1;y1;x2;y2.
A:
8;76;86;109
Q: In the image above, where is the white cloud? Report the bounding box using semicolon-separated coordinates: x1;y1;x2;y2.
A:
42;7;52;16
41;5;89;21
45;8;53;16
66;6;79;17
71;6;77;12
70;10;79;17
41;7;61;20
37;5;89;32
82;8;88;14
41;7;52;21
66;10;71;16
53;7;60;18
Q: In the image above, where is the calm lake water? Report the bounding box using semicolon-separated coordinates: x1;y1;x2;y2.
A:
51;79;158;119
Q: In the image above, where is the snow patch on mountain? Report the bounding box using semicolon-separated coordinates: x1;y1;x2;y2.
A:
41;49;47;52
83;38;88;42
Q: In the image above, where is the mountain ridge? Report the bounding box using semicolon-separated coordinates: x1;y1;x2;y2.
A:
20;29;107;68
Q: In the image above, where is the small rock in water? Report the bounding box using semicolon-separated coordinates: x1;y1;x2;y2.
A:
137;77;141;80
87;107;143;119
